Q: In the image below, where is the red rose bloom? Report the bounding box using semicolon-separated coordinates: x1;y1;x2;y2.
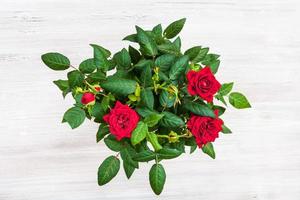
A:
81;92;96;105
186;67;221;102
103;101;139;141
187;110;223;148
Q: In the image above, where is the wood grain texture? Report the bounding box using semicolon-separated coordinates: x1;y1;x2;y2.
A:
0;0;300;199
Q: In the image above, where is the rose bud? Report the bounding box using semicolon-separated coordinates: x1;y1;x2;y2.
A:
94;85;102;92
81;92;96;105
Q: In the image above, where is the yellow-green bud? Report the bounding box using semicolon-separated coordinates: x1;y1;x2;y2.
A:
168;131;179;143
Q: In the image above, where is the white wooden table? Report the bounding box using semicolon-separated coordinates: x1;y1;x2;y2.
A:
1;0;300;199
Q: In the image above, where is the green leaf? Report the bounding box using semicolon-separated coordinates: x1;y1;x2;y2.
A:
221;124;232;134
144;113;164;127
157;147;182;159
123;160;135;179
104;135;123;152
155;54;176;72
169;55;189;80
136;26;158;56
152;24;164;44
190;145;197;154
184;101;215;118
202;53;220;65
120;147;139;168
147;132;162;152
90;44;110;71
97;124;110;142
141;88;154;110
209;59;220;74
132;150;156;162
90;44;111;58
160;111;184;128
79;58;96;73
219;82;234;96
41;52;70;71
159;90;175;108
67;70;84;89
215;94;227;106
140;64;152;87
131;121;148;145
184;46;209;63
164;18;186;39
149;163;166;195
123;33;138;43
98;156;120;186
114;48;131;70
136;107;157;118
229;92;251;109
173;36;181;50
62;107;85;129
157;43;180;55
101;79;137;96
134;59;153;70
128;45;141;64
53;80;70;98
202;142;215;159
202;54;220;73
87;70;106;82
158;71;169;81
91;102;106;121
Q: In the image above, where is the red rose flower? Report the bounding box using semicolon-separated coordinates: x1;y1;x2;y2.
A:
186;67;221;102
187;110;223;148
103;101;139;141
81;92;96;105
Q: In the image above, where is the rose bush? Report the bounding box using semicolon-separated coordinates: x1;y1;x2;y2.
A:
42;18;251;195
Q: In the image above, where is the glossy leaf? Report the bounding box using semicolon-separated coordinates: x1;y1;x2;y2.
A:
221;124;232;134
98;156;120;186
141;88;154;110
132;150;156;162
169;55;189;80
219;82;234;96
62;107;85;129
67;70;84;89
114;48;131;70
149;163;166;195
136;26;158;56
90;44;110;71
147;132;163;151
160;111;184;128
184;101;215;118
202;142;215;159
164;18;186;39
96;124;110;142
155;54;176;72
229;92;251;109
104;135;123;152
79;58;96;73
144;113;164;127
131;121;148;145
159;90;175;108
41;52;70;70
101;79;137;96
53;80;70;98
157;147;182;159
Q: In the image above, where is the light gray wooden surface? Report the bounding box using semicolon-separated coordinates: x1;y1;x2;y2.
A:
1;0;300;199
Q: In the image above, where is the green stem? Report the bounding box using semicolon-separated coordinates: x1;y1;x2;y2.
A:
156;135;169;139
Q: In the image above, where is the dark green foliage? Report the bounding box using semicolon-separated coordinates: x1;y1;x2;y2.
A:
42;18;251;195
